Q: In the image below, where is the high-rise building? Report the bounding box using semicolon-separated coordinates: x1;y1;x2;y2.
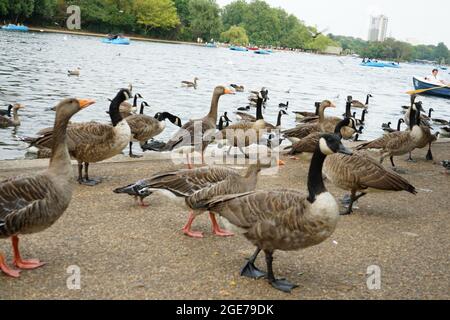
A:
368;15;389;42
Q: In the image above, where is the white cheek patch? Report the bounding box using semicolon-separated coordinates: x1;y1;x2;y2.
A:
319;138;334;155
124;91;130;100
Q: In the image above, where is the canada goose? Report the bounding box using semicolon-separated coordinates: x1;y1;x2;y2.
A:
356;101;423;170
275;110;288;128
67;68;80;76
116;163;263;238
126;102;182;158
182;77;199;88
0;98;95;278
413;122;439;161
119;93;143;119
29;89;132;185
148;86;234;168
217;112;232;130
349;94;372;109
323;124;417;215
0;104;24;128
234;111;256;122
432;117;449;126
357;109;368;125
286;118;358;156
382;119;405;133
294;102;321;120
0;104;13;117
282;100;335;143
251;88;269;102
203;134;352;292
279;101;289;109
230;84;244;92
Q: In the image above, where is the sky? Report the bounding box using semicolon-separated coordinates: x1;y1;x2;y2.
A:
216;0;449;47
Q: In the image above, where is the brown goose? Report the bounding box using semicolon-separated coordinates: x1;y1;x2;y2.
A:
0;98;95;278
356;102;422;170
115;163;263;238
152;86;234;168
293;102;321;120
286;118;358;157
0;104;24;128
203;134;352;292
125;101;182;158
29;89;132;185
182;77;199;88
349;94;372;109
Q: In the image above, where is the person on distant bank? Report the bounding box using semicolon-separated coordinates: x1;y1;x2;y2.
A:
425;69;446;85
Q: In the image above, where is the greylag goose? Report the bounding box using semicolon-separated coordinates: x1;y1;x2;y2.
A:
0;98;95;278
148;86;234;168
29;89;132;185
293;102;321;120
0;104;24;128
203;134;352;292
182;77;199;88
115;163;263;237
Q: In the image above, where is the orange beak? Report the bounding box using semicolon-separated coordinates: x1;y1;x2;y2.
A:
224;88;235;95
77;99;96;109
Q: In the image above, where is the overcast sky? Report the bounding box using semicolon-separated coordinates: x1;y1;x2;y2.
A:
216;0;449;47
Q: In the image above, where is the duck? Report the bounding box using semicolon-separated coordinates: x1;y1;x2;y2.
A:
279;101;289;109
286;118;358;157
293;102;321;120
0;104;24;128
28;89;132;185
115;162;264;238
356;101;423;171
382;119;405;133
202;134;352;293
67;68;80;76
323;123;417;215
126;101;182;158
147;86;234;168
181;77;199;89
349;94;372;109
230;84;244;92
0;104;13;117
282;100;335;144
0;98;95;278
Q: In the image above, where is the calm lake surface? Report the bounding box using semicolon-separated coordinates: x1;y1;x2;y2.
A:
1;31;449;160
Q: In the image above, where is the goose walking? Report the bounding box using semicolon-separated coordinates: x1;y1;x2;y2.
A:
203;134;352;292
0;98;95;278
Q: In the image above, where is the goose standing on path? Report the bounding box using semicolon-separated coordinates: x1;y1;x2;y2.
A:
182;77;199;89
203;134;352;292
0;104;24;128
149;86;234;168
0;98;95;278
0;104;13;117
29;89;132;185
125;101;182;158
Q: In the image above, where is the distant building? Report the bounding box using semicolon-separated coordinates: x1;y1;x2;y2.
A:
368;15;389;42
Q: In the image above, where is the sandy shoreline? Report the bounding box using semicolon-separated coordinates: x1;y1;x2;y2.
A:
0;141;449;299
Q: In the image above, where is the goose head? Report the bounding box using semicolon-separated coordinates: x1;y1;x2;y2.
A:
214;86;235;96
12;103;25;112
320;100;336;109
155;112;182;127
319;134;353;156
279;109;288;117
55;98;95;121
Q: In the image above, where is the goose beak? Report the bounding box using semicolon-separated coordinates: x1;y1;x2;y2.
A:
224;88;235;95
78;99;96;109
337;144;353;156
330;102;336;108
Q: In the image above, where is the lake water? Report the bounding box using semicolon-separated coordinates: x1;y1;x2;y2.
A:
1;31;449;160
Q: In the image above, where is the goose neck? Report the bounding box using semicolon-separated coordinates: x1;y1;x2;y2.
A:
307;148;327;203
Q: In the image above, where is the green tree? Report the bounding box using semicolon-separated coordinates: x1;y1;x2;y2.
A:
0;0;9;16
133;0;180;32
221;0;248;30
220;25;248;46
433;42;449;63
7;0;34;21
188;0;222;41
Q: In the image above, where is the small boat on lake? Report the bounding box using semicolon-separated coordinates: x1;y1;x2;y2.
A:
205;42;217;48
361;61;400;68
254;49;271;55
247;46;259;51
102;37;130;45
413;76;450;98
1;24;29;32
229;46;248;52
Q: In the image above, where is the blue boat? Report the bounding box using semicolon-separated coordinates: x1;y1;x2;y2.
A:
229;46;248;52
413;76;450;98
1;24;29;32
439;66;448;70
205;42;217;48
254;49;271;55
361;61;400;68
102;37;130;45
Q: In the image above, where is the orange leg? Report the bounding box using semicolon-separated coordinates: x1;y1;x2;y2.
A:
182;212;203;238
209;213;234;237
0;253;20;278
138;197;149;207
12;236;46;270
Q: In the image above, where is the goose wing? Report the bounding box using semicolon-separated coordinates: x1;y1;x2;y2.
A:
288;132;321;154
126;115;161;141
282;123;319;140
356;131;404;150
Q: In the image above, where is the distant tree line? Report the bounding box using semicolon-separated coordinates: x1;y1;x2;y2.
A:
0;0;338;51
329;34;450;64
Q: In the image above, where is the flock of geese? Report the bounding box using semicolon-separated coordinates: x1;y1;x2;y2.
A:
0;84;448;293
